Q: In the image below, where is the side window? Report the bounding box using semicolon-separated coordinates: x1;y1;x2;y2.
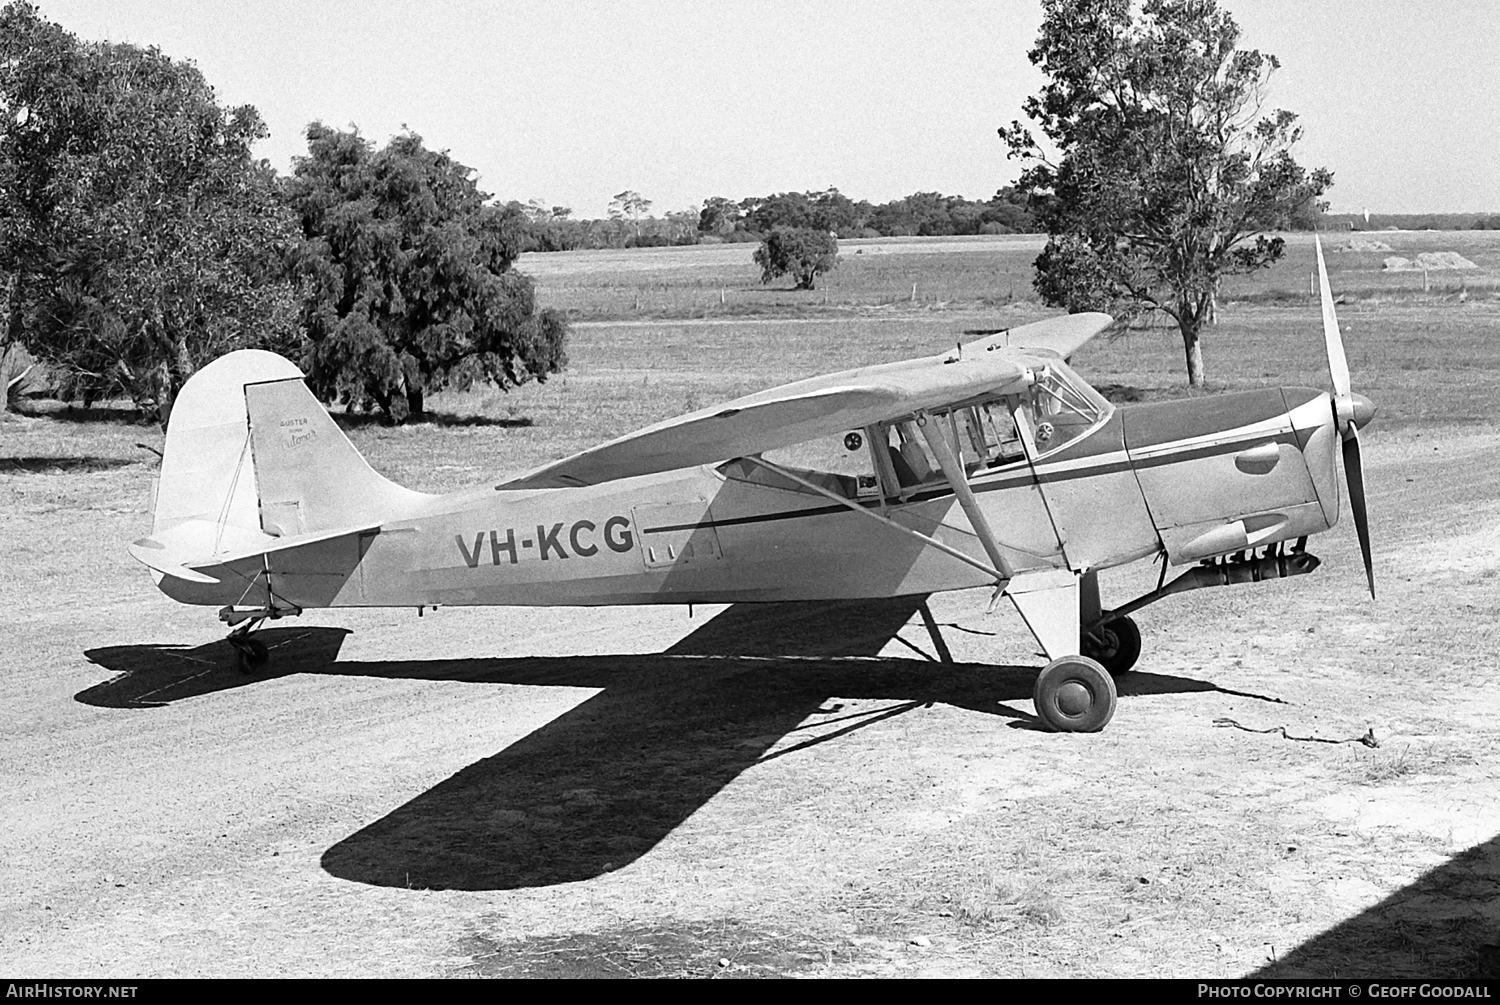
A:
721;432;879;499
971;402;1026;465
885;421;939;488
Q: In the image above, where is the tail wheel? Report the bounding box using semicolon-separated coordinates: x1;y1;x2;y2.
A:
1033;656;1116;733
230;636;270;675
1081;615;1141;677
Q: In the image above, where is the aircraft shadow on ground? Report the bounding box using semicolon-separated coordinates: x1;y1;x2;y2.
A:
82;599;1249;892
1253;831;1500;979
82;627;354;707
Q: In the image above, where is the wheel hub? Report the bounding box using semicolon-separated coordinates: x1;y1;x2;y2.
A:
1086;629;1119;660
1056;680;1093;716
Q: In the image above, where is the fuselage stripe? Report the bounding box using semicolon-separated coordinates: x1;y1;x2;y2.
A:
640;426;1301;536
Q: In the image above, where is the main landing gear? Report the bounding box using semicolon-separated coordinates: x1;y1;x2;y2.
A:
1030;614;1141;733
1030;613;1141;733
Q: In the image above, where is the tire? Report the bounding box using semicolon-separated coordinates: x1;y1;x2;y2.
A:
1033;656;1117;733
1082;614;1141;677
232;637;270;675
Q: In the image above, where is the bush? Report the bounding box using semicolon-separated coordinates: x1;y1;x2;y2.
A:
753;227;839;290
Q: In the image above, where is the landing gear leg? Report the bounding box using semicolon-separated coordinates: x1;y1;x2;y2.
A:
226;619;270;675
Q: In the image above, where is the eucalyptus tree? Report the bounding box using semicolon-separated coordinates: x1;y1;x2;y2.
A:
1000;0;1332;385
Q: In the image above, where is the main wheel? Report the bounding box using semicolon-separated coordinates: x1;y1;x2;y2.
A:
1081;614;1141;677
1033;656;1117;733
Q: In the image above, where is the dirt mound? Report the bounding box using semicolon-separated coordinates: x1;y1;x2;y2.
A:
1336;238;1393;253
1383;251;1478;271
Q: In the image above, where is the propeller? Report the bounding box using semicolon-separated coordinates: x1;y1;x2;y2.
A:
1314;234;1377;598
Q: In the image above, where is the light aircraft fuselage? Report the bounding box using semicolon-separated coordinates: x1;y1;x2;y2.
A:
151;371;1341;613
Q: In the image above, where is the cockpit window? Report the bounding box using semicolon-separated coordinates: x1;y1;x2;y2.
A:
1023;364;1108;453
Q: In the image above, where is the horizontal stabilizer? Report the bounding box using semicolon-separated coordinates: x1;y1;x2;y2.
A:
186;523;381;572
128;536;223;584
129;517;378;583
128;518;277;585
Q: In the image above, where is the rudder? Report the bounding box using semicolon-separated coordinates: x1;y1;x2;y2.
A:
244;376;429;536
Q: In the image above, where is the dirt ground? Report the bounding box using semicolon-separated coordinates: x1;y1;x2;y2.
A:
1;399;1497;978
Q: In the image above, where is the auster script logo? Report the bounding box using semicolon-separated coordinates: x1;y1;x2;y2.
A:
279;416;318;450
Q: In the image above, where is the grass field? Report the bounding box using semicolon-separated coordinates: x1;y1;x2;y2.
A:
355;296;1500;493
2;233;1498;978
518;230;1500;320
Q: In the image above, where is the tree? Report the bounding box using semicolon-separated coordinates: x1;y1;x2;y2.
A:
0;1;301;423
698;196;741;237
286;124;567;423
999;0;1332;385
982;186;1035;233
807;188;865;235
753;227;839;290
608;190;652;241
664;208;701;245
0;1;75;412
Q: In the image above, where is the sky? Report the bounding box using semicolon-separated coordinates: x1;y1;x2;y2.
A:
30;0;1500;217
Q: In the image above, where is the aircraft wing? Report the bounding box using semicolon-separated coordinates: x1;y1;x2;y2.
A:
961;311;1114;359
498;342;1071;490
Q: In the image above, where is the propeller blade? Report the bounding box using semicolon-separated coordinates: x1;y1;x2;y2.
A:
1314;234;1351;399
1342;427;1376;599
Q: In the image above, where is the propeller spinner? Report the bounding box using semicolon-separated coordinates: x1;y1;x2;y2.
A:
1313;234;1378;598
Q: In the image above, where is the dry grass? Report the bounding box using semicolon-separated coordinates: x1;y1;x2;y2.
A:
1337;743;1482;785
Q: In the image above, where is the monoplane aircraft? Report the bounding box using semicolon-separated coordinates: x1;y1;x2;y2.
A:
130;238;1375;732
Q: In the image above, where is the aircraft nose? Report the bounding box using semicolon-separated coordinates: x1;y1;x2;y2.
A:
1350;393;1377;430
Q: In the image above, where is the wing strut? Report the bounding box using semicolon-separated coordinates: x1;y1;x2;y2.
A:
739;456;1009;585
914;410;1017;582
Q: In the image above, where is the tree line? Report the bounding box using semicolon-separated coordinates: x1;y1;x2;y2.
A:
0;2;565;425
520;186;1039;252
